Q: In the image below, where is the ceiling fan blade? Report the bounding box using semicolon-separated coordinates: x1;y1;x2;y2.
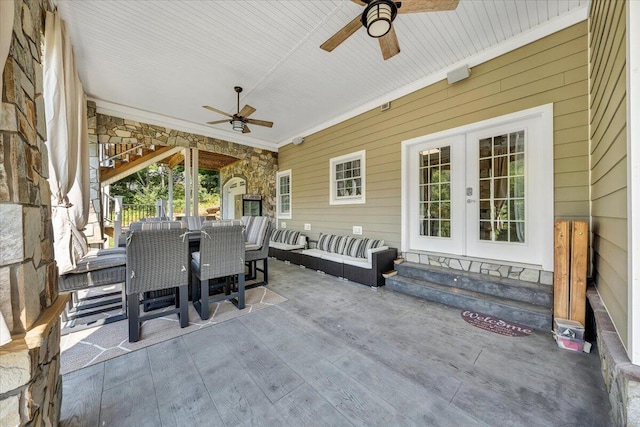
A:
350;0;366;5
397;0;459;14
379;25;400;60
206;119;230;125
238;104;256;118
246;118;274;128
203;105;233;118
320;15;362;52
242;124;251;134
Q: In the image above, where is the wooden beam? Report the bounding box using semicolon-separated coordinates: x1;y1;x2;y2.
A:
553;220;570;320
168;153;184;169
569;220;588;325
100;146;182;186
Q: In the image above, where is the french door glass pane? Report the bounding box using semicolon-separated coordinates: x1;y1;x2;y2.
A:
477;131;525;243
418;146;451;238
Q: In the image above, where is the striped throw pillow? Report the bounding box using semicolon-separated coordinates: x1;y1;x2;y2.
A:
70;226;88;262
245;216;269;246
343;237;366;258
357;238;385;258
330;235;348;253
271;229;283;242
317;233;332;251
285;230;301;245
202;219;243;228
140;221;185;230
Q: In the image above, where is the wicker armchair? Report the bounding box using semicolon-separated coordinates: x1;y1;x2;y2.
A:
191;224;245;320
245;222;273;288
126;226;190;342
58;226;127;327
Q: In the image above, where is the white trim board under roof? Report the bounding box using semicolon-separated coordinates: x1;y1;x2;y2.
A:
58;1;588;152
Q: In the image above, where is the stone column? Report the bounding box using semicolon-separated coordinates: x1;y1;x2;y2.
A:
85;100;103;247
0;1;67;425
220;147;278;218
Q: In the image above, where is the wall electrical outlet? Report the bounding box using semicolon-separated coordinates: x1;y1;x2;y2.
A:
304;223;311;231
281;221;286;229
353;226;363;235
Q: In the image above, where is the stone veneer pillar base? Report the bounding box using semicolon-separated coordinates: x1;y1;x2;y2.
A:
587;288;640;426
0;295;69;426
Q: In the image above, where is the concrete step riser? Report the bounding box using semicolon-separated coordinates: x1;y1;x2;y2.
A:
395;263;552;307
386;277;551;330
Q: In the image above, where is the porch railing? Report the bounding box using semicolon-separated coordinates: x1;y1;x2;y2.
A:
100;142;149;167
119;204;157;226
102;194;123;247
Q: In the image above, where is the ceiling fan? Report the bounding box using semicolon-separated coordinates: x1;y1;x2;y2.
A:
203;86;274;134
320;0;459;60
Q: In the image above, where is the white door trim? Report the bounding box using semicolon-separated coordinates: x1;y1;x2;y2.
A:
222;177;246;220
401;103;554;270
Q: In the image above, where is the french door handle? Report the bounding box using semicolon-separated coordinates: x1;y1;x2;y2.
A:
466;199;476;203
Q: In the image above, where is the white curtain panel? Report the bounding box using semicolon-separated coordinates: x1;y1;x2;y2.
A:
44;12;78;206
44;11;90;273
68;87;89;229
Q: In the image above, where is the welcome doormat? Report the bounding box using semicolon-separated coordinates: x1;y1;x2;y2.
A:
461;310;533;337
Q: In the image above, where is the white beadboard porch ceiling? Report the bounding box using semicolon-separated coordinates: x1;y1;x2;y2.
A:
56;0;588;151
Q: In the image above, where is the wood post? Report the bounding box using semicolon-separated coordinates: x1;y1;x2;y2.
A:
570;221;588;325
553;220;570;320
553;219;588;325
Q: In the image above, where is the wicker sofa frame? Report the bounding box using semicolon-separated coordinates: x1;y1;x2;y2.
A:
269;245;397;287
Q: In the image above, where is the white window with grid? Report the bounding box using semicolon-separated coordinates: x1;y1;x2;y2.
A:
330;150;366;205
276;169;291;219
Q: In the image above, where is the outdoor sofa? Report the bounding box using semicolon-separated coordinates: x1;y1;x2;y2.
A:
269;231;396;287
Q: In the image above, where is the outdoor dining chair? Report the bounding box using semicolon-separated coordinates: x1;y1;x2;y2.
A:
58;225;127;327
245;221;273;288
126;224;190;342
191;224;246;320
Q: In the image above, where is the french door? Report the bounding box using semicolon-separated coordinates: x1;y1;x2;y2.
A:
405;107;553;269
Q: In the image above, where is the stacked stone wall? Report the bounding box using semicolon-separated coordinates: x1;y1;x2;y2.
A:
587;289;640;426
84;101;102;246
96;113;278;217
0;0;65;426
403;251;553;286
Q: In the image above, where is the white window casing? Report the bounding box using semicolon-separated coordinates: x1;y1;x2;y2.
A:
330;150;366;205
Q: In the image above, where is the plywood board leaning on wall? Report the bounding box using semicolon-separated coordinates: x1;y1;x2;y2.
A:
554;220;570;319
569;220;588;325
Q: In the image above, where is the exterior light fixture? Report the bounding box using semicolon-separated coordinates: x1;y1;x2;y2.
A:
362;0;398;38
232;119;244;132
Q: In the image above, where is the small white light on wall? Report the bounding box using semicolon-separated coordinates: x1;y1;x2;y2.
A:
292;136;304;145
447;65;470;84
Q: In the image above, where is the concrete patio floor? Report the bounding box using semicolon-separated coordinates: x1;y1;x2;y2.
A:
60;259;613;426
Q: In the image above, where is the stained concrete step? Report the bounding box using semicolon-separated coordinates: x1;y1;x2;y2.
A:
386;274;552;330
395;262;552;308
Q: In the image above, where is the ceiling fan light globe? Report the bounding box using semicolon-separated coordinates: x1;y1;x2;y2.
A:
367;18;391;37
232;119;244;132
363;0;396;38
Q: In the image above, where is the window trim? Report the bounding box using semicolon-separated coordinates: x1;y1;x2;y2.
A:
329;150;366;205
276;169;292;219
